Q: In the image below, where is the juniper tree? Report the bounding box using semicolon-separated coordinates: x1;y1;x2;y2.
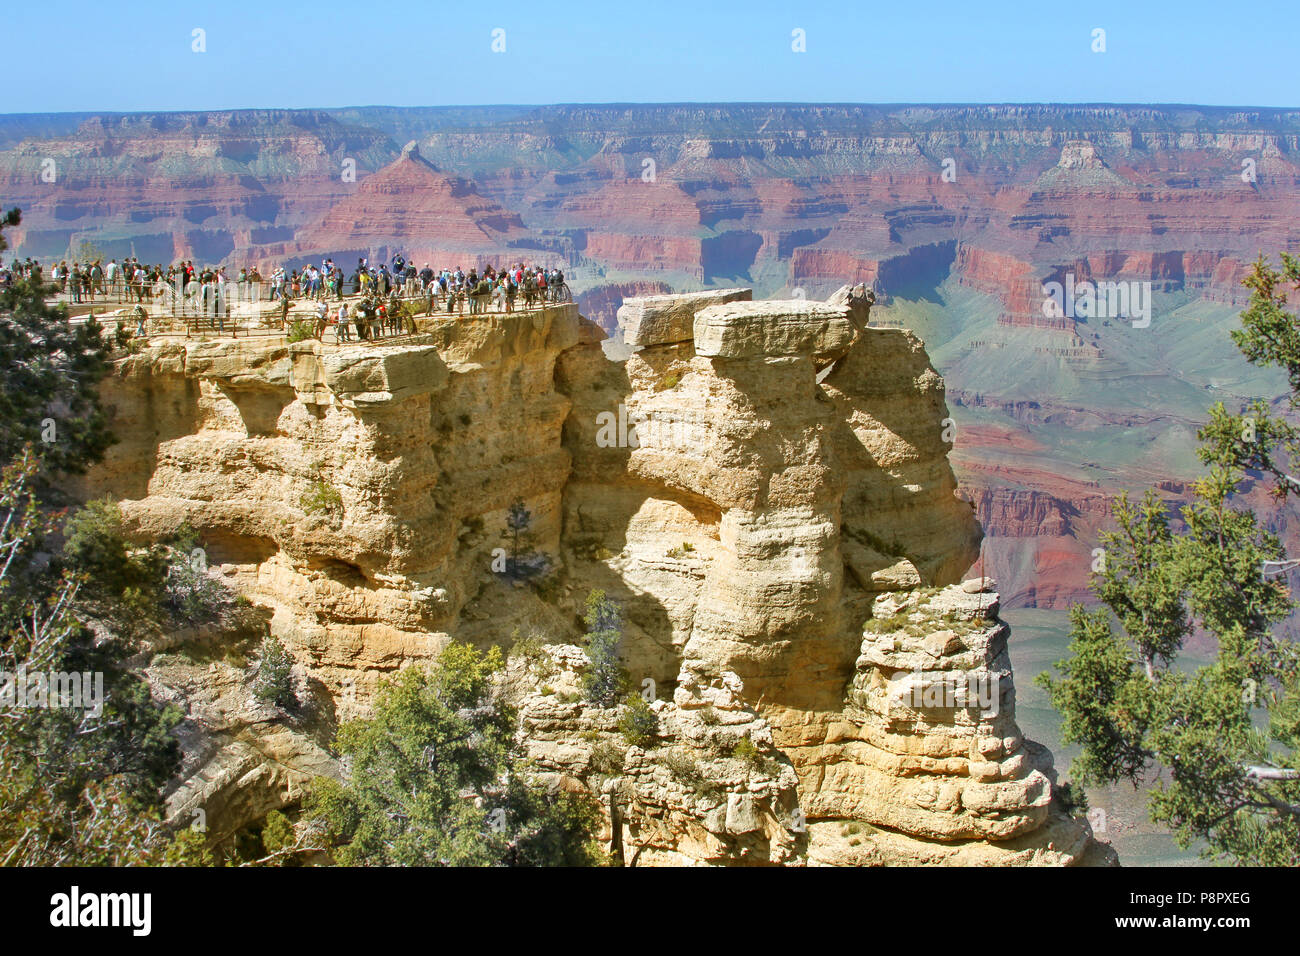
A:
0;208;113;481
1040;254;1300;866
253;636;297;710
500;497;536;577
582;589;628;708
307;642;600;866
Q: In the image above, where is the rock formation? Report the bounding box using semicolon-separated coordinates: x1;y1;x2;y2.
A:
76;288;1113;865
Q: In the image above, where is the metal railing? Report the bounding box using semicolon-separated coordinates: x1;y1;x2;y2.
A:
114;279;575;345
55;275;572;313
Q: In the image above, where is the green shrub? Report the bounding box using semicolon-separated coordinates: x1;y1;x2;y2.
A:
300;479;343;518
61;498;168;633
163;523;227;623
862;617;896;635
582;590;628;708
731;736;778;773
260;810;296;857
252;635;296;709
660;749;720;797
589;742;624;776
1055;780;1090;817
306;642;602;866
619;694;660;748
509;628;545;665
731;737;759;764
286;318;315;343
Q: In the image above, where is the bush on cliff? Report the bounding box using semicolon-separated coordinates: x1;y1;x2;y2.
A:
286;318;315;343
1040;254;1300;866
0;453;183;865
307;641;602;866
60;500;233;634
618;692;660;748
60;497;168;631
300;476;343;519
253;636;298;710
0;208;113;482
582;589;628;708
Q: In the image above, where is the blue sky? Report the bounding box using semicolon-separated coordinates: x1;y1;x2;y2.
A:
9;0;1296;112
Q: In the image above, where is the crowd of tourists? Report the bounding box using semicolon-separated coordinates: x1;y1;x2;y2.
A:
0;255;265;307
273;254;571;314
3;252;570;318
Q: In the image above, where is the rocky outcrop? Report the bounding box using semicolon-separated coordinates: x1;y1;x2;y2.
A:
551;289;1105;864
513;644;802;866
78;288;1110;866
618;287;750;348
692;299;853;360
806;578;1112;864
14;103;1297;630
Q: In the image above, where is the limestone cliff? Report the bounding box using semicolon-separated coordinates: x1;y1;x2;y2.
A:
78;291;1113;866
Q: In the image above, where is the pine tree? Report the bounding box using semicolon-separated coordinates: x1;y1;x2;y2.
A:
582;589;628;708
500;497;537;577
253;636;297;710
1040;254;1300;865
0;208;113;480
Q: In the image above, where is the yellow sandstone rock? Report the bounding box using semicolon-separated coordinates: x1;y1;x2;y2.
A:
76;292;1112;866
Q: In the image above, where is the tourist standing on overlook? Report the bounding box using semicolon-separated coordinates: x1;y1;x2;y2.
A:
337;302;350;342
314;300;329;339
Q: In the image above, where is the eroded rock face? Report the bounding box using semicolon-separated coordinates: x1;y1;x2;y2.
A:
80;291;1111;865
807;580;1102;862
551;289;1108;864
512;645;802;866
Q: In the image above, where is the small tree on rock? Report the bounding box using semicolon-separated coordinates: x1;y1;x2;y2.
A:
253;636;297;710
582;589;628;708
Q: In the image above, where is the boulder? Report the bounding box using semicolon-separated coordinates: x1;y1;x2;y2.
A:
318;344;448;407
693;300;853;360
618;288;751;348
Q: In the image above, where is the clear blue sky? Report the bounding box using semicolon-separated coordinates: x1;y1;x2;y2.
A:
9;0;1296;112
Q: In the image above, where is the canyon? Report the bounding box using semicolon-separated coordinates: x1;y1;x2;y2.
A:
7;102;1299;863
5;103;1297;610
